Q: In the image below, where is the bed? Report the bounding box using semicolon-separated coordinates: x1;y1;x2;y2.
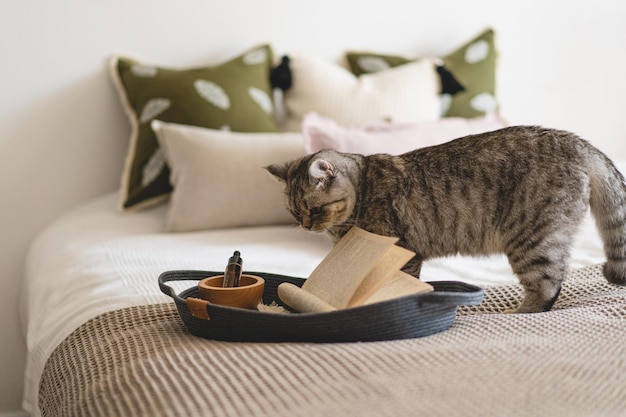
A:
21;188;626;417
21;34;626;416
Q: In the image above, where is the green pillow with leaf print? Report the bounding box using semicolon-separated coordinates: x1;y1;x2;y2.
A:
346;29;497;118
110;44;279;211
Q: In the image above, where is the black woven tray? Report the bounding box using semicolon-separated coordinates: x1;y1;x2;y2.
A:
159;270;484;343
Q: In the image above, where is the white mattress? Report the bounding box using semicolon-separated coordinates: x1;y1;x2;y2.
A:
20;185;611;415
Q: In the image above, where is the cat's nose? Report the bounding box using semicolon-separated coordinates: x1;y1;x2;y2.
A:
302;218;312;230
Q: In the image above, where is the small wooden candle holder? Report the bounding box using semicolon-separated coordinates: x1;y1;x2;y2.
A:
197;274;265;309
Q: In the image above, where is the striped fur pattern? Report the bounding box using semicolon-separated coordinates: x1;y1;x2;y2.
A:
267;126;626;313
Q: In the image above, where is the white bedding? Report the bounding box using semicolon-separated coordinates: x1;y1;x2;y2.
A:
20;179;612;414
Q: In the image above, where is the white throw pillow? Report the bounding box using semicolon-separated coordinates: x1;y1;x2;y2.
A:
151;120;303;232
281;52;441;131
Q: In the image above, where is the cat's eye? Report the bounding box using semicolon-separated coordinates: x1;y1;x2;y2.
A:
310;207;323;217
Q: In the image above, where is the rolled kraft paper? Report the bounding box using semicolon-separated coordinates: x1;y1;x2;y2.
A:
278;283;338;313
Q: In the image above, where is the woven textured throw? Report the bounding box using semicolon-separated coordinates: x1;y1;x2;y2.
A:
40;264;626;417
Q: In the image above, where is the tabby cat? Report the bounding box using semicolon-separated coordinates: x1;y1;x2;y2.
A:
266;126;626;313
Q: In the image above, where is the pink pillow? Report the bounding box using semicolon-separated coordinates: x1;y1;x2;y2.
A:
302;112;508;155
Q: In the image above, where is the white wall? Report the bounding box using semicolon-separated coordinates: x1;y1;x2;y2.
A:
1;0;625;413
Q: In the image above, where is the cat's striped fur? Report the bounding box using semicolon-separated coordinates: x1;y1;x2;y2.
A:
267;126;626;313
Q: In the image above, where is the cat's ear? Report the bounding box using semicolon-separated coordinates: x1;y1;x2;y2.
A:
265;163;289;184
309;159;335;189
309;159;334;179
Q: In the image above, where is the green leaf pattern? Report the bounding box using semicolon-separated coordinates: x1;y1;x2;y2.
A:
194;80;230;110
464;40;489;64
356;56;391;73
243;48;268;65
142;149;165;188
139;98;171;124
248;87;273;114
130;64;157;77
470;92;497;113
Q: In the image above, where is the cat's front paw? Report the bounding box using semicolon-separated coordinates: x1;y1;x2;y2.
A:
505;292;561;314
511;279;562;313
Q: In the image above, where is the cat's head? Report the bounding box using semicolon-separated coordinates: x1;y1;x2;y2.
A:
266;150;358;232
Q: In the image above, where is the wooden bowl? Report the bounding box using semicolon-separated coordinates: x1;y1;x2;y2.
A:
197;274;265;309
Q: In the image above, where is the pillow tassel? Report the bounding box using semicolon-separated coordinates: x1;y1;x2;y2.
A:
270;56;293;91
436;64;465;95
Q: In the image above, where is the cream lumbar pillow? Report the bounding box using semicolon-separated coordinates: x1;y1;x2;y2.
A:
281;52;441;131
151;120;303;232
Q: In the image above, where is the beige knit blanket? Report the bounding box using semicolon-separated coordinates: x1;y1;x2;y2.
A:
40;264;626;417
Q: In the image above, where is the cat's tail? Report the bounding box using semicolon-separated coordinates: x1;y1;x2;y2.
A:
588;149;626;285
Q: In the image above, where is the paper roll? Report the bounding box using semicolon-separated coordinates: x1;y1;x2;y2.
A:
277;283;337;313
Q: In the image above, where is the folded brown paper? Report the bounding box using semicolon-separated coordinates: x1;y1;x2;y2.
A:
278;227;433;313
